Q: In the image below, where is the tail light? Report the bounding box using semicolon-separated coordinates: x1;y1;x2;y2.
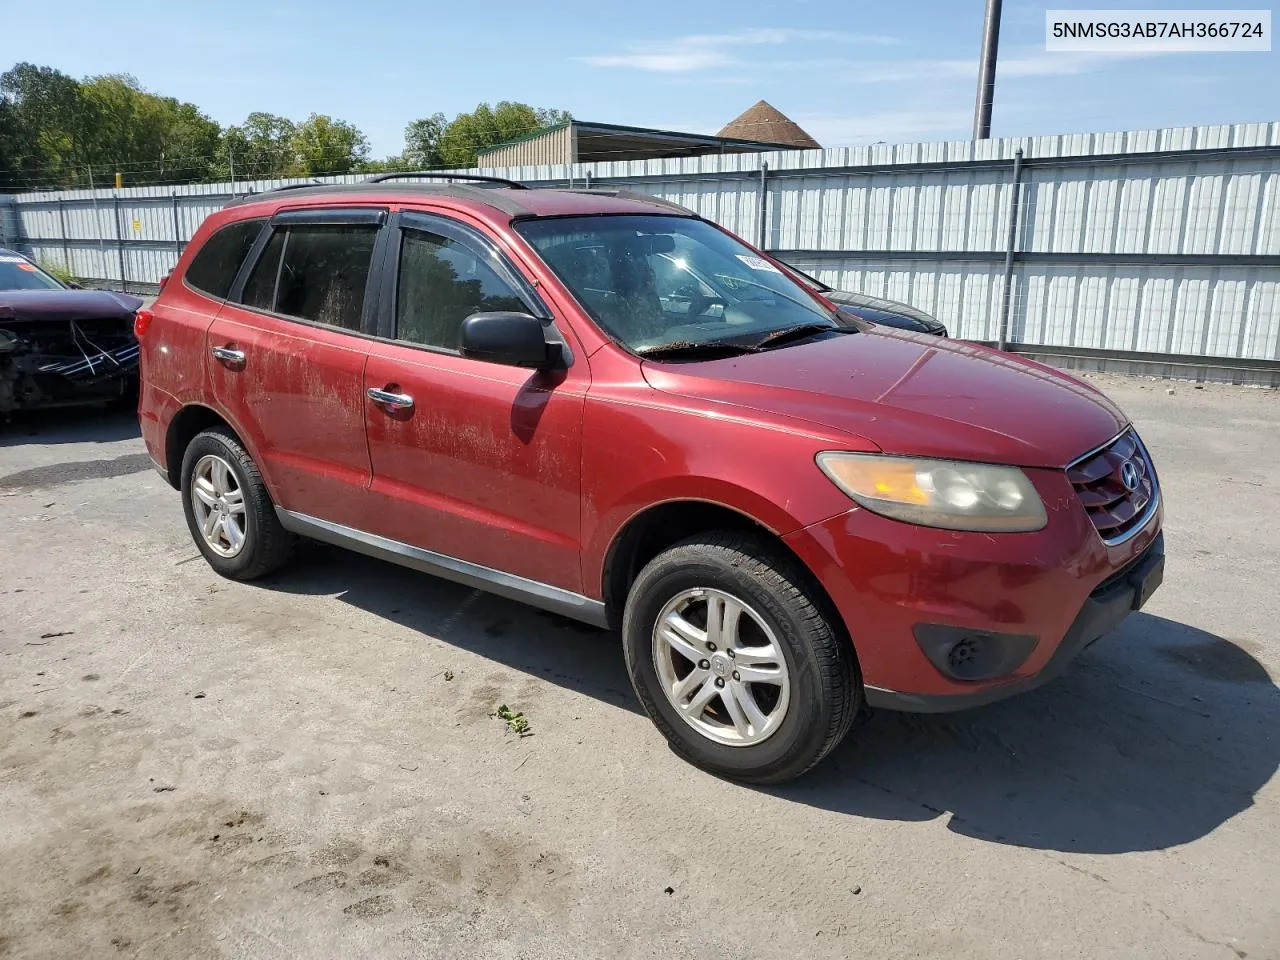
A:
133;308;154;338
158;272;170;292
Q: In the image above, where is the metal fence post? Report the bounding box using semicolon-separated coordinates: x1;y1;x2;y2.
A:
87;169;108;286
113;194;127;293
757;161;769;249
996;148;1024;350
171;193;183;263
57;198;71;274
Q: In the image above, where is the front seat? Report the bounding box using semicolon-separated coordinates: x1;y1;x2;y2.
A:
609;243;666;343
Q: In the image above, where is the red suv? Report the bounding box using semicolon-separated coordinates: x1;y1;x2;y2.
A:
137;174;1164;783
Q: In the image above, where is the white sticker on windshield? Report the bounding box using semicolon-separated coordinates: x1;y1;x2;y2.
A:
735;254;781;273
0;256;28;263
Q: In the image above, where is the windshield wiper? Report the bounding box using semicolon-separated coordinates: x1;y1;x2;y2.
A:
752;322;843;350
726;274;839;315
635;339;761;361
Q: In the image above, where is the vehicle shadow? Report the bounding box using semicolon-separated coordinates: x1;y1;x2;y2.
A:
774;612;1279;854
263;546;1277;855
0;406;141;446
263;542;641;715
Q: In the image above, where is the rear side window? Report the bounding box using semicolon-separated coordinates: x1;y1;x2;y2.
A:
396;228;527;350
239;225;378;331
184;219;264;299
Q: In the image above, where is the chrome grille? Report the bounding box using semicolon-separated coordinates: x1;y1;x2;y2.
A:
1067;429;1158;544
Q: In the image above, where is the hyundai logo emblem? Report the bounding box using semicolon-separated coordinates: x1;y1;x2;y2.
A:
1119;459;1140;492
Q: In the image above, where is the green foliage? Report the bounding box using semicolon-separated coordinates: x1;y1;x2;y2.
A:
0;63;222;188
220;112;297;180
37;260;76;285
289;113;370;176
402;113;446;169
0;62;570;190
491;704;531;736
429;101;573;169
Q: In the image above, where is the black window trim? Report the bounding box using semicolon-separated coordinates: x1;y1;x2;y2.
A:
226;207;391;339
272;207;387;227
376;210;569;363
183;217;268;303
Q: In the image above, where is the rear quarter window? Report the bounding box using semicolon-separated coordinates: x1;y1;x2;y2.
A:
184;219;266;299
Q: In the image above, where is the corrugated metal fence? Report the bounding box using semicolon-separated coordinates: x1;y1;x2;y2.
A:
1;122;1277;376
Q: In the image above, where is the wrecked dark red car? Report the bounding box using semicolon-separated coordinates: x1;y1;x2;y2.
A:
0;248;141;415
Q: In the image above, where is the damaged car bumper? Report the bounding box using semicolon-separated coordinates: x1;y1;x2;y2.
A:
0;297;141;415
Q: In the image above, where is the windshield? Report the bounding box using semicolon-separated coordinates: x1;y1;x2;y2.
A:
515;216;836;353
0;254;65;291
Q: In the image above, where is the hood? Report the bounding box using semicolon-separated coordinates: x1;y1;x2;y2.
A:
0;289;143;323
641;329;1127;468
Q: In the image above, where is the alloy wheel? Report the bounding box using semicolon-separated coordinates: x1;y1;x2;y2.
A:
189;454;248;558
652;587;791;747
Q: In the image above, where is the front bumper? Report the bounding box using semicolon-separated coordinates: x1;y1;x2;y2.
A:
782;465;1164;710
0;317;138;414
865;533;1163;711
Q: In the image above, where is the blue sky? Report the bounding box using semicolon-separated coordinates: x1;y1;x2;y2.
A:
5;0;1277;156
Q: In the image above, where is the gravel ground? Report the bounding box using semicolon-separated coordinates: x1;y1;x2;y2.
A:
1;373;1278;960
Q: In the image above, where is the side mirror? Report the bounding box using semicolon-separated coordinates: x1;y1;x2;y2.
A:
66;281;83;289
459;312;556;369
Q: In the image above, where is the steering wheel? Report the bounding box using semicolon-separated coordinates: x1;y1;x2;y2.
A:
687;293;728;318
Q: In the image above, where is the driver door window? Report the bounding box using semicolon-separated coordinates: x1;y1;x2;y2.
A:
395;228;527;351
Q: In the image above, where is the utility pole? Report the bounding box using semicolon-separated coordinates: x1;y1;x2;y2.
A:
228;143;236;197
973;0;1003;140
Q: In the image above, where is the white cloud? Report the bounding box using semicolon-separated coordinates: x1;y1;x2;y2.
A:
798;109;975;145
840;48;1162;84
581;28;898;73
585;50;733;72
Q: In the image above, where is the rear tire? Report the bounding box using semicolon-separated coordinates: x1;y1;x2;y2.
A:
622;531;860;784
180;426;293;580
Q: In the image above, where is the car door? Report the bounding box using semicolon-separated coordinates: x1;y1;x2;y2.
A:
207;207;387;531
360;210;587;593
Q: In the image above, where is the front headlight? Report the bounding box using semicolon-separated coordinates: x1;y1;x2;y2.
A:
816;452;1047;532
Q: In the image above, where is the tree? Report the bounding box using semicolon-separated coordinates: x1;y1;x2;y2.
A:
0;65;222;187
0;94;35;189
535;107;572;128
0;63;90;187
154;99;222;181
414;101;572;168
1;59;567;189
355;154;416;174
221;112;296;180
402;112;445;169
288;113;370;175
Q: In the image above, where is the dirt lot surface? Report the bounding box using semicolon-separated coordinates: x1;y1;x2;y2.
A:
2;373;1278;960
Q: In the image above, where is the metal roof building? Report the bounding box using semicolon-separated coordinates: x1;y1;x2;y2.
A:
476;120;802;167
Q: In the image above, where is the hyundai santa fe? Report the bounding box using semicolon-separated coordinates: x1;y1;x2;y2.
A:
136;173;1164;784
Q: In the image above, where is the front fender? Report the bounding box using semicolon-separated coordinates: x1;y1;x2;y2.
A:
579;389;862;599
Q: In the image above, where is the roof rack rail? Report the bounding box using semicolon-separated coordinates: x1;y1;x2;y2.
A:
364;171;527;189
265;181;325;193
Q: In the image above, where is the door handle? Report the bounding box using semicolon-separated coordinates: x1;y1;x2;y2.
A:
367;386;415;412
210;345;246;366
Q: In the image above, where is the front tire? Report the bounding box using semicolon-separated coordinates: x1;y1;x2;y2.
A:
622;532;860;784
180;426;293;580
